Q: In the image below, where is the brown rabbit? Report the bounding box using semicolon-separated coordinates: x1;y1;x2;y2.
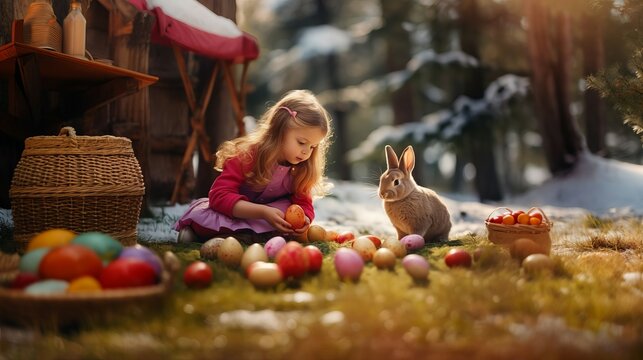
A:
379;145;451;242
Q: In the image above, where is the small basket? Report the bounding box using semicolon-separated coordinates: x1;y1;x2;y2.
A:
10;127;145;251
485;207;552;252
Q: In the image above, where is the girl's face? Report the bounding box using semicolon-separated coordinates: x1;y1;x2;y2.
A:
280;126;325;165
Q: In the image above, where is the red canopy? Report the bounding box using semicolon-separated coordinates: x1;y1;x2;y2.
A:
128;0;259;63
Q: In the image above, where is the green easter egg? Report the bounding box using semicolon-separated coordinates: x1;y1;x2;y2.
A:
19;247;50;274
72;232;123;262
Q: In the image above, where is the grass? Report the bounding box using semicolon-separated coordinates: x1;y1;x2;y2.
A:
1;216;642;359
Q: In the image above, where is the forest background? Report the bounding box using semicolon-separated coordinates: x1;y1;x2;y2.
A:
232;0;642;204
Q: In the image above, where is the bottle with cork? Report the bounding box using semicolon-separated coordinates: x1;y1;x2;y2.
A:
63;1;86;59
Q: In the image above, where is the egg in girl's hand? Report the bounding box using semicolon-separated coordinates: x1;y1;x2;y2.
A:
200;237;225;260
402;254;429;281
265;236;287;259
72;232;123;263
352;236;377;262
241;243;268;271
285;204;306;229
373;248;396;270
400;234;425;251
119;245;164;276
247;261;283;288
334;248;364;282
217;237;244;268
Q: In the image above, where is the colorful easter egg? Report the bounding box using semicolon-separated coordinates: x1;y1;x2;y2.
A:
100;258;157;289
400;234;425;251
333;248;364;282
72;232;123;263
25;279;69;294
119;245;163;276
19;247;50;274
39;245;103;281
27;229;75;252
265;236;287;260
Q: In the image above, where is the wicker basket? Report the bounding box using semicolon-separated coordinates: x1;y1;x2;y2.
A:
10;127;145;251
485;207;552;253
0;251;177;328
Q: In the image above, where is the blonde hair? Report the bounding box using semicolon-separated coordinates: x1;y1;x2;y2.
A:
215;90;332;197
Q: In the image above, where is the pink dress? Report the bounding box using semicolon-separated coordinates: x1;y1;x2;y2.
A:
174;164;299;238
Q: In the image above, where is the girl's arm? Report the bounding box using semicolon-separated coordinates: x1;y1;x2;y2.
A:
208;157;249;215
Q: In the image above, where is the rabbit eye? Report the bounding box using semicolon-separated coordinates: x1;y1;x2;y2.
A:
393;179;400;186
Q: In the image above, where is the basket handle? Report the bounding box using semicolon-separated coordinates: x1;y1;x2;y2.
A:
486;207;513;220
58;127;77;137
58;127;79;148
527;207;551;224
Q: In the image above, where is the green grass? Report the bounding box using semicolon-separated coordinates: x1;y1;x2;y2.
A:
1;219;642;359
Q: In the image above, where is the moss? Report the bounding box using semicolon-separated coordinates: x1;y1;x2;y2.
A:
1;221;642;359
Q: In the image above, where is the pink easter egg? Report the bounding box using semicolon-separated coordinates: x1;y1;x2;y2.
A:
265;236;287;259
333;248;364;282
400;234;425;251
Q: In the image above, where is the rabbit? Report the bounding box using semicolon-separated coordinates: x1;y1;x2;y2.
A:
379;145;452;242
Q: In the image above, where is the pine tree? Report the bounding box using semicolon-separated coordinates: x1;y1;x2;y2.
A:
587;1;643;141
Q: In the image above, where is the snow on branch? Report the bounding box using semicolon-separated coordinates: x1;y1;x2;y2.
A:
347;74;530;162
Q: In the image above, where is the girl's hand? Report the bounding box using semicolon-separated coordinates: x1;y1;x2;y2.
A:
262;206;293;233
292;216;311;234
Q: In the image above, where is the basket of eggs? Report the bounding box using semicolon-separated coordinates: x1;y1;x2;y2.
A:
0;230;178;328
485;207;552;258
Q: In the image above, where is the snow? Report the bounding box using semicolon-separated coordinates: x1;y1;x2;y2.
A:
146;0;243;38
1;152;641;243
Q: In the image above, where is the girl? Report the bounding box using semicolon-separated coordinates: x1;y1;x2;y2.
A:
174;90;332;243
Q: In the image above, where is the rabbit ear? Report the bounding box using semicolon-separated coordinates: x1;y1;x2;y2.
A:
399;146;415;175
385;145;399;169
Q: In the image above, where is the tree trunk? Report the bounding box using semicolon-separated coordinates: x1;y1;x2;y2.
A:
581;12;607;156
380;0;415;126
458;0;503;201
525;0;584;174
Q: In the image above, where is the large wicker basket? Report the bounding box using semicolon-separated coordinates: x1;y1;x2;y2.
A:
485;207;552;252
10;127;144;251
0;251;178;328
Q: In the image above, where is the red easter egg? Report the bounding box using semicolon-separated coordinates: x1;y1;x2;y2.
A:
304;245;323;273
39;245;103;281
100;258;157;289
183;261;213;289
10;273;40;289
336;231;355;244
276;241;309;279
444;248;472;268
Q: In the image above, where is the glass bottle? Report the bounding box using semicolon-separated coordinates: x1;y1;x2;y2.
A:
63;1;86;58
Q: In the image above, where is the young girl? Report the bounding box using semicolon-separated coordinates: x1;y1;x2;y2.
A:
174;90;332;243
